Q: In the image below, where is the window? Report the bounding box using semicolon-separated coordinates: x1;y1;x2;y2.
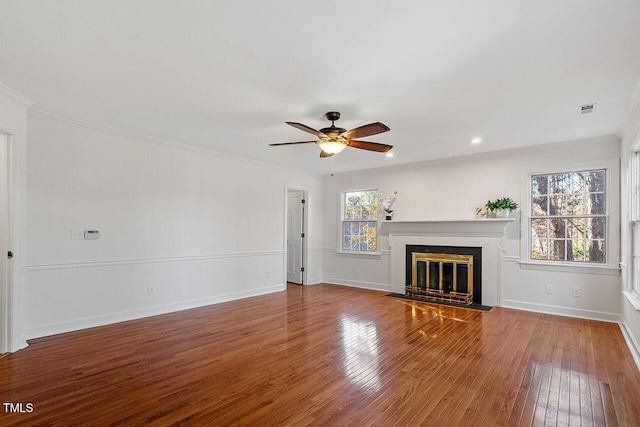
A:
530;169;606;263
631;152;640;296
342;189;378;252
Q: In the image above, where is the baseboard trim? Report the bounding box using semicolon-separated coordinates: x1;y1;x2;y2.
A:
501;299;621;323
24;284;283;340
619;319;640;372
321;277;390;292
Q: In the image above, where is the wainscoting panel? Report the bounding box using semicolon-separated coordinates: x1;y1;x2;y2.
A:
23;251;284;340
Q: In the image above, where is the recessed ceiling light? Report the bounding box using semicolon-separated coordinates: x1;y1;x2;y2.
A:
385;152;394;157
470;137;482;144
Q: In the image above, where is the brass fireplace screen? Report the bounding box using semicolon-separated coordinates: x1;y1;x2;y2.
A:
406;252;474;305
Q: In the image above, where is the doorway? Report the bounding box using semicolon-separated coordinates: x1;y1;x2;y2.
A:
285;187;307;285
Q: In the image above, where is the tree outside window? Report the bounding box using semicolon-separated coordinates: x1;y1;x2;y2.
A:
530;169;606;263
343;190;378;252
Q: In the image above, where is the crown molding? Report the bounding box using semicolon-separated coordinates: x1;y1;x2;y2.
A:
0;81;33;107
28;109;321;178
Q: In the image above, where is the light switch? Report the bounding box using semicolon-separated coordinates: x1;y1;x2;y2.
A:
84;230;100;240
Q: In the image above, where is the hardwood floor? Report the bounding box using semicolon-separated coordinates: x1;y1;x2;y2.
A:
1;283;639;426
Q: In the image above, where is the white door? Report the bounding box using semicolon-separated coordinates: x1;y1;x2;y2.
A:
0;133;8;353
287;191;304;284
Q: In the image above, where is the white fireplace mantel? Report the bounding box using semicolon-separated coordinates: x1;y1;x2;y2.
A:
381;219;515;237
381;219;515;307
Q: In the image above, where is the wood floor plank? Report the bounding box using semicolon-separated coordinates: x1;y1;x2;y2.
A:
1;283;639;426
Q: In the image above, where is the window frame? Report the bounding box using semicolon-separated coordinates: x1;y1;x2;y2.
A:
339;188;381;255
520;159;619;272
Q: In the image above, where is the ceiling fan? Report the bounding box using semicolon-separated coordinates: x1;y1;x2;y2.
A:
270;111;392;157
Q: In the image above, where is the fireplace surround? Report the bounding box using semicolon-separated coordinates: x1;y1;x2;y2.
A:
383;219;514;307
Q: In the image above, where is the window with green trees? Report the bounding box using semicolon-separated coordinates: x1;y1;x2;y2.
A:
530;169;606;263
343;190;378;252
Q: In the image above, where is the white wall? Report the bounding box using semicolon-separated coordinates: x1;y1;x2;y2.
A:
0;82;31;352
322;135;621;321
23;112;323;339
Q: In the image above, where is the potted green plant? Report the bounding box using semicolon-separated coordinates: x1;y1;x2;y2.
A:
485;197;518;218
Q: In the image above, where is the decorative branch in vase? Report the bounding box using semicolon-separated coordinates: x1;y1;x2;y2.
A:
382;191;397;220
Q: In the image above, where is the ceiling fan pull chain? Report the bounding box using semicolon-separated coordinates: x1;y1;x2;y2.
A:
331;155;334;176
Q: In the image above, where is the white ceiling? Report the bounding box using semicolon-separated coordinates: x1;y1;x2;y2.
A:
1;1;640;175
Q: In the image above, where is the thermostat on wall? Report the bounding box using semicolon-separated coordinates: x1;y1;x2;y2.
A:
84;230;100;240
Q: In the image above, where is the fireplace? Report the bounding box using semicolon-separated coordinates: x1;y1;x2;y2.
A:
405;245;482;305
384;219;512;307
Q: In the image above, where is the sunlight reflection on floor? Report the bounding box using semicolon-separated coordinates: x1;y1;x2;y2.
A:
340;315;381;393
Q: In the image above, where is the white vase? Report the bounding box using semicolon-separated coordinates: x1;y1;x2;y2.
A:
495;208;509;218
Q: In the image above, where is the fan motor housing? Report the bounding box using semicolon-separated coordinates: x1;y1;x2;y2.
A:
320;126;347;136
325;111;341;122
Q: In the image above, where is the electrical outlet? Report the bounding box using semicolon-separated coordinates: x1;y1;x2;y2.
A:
147;286;155;296
266;271;270;279
70;229;84;240
257;272;262;280
572;287;582;297
354;267;360;275
545;284;552;294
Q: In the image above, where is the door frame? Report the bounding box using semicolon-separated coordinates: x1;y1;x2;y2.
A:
283;184;309;286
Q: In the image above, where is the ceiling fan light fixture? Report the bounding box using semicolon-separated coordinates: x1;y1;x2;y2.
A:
271;112;392;156
318;138;347;154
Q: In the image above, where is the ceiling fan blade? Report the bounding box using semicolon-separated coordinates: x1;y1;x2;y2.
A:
286;122;327;138
320;150;334;158
348;140;393;153
342;122;390;139
269;141;317;146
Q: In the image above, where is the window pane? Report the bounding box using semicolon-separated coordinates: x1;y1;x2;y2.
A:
585;217;606;239
586;240;605;263
549;195;567;215
531;175;548;197
532;195;548;216
587;193;605;215
531;239;548;260
531;219;548;238
566;194;585;215
548;218;567;238
360;221;376;251
549;239;567;261
567;218;585;239
342;222;352;250
548;173;563;194
569;239;585;261
586;170;605;192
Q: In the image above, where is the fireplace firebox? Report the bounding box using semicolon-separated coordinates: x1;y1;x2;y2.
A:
405;245;482;305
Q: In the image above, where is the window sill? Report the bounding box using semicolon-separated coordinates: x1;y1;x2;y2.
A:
519;261;620;276
623;291;640;311
336;250;383;258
